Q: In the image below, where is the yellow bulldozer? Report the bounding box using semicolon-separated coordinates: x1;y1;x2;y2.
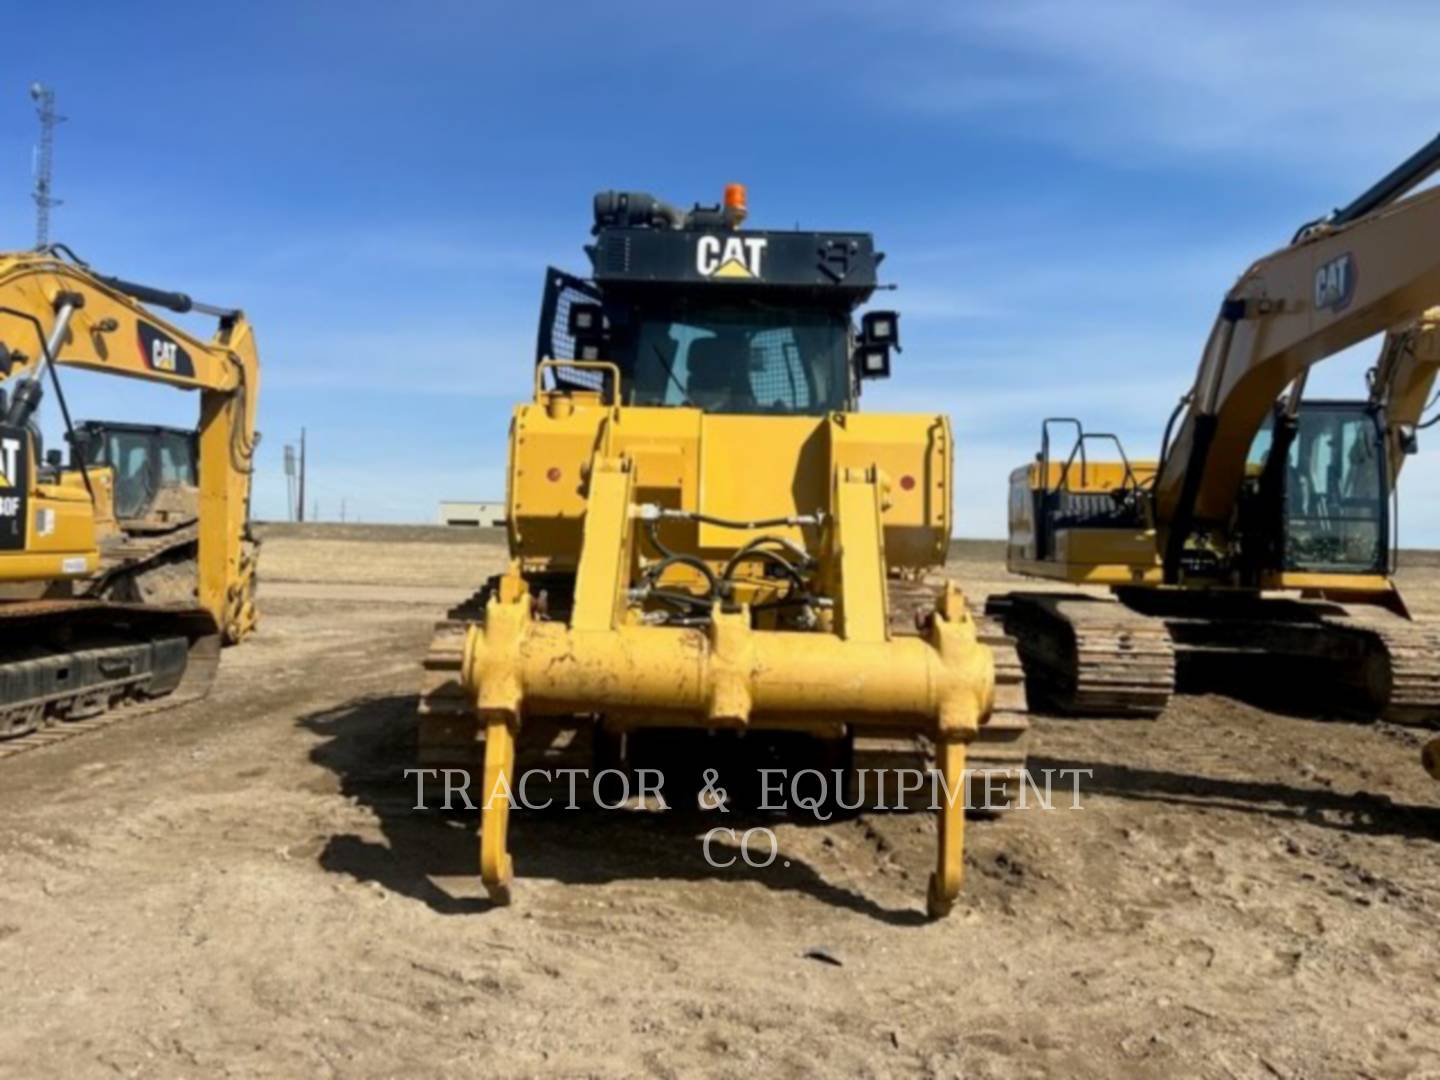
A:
0;249;260;754
422;185;1027;916
989;135;1440;775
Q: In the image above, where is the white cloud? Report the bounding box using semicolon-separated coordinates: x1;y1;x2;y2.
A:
877;1;1440;169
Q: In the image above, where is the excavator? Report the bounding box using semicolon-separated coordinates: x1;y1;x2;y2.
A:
421;185;1028;916
0;249;260;755
993;136;1440;770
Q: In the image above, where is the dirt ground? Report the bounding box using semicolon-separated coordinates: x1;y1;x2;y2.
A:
3;528;1440;1079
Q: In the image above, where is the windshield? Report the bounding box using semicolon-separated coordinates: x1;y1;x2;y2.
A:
84;428;197;519
1248;406;1388;573
614;302;850;415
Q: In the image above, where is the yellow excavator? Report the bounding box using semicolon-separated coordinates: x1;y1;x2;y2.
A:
422;185;1028;916
993;136;1440;762
0;249;259;754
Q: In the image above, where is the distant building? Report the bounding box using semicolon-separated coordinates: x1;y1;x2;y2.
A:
438;500;506;528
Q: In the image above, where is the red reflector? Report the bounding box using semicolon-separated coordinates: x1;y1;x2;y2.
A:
899;474;916;491
546;467;562;482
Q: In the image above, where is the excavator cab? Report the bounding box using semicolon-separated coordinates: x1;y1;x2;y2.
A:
1242;402;1390;576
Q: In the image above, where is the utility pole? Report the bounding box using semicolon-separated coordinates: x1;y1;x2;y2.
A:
29;83;63;250
283;443;297;522
297;427;307;523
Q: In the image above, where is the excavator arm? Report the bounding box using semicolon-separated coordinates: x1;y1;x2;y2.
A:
0;251;260;640
1157;136;1440;579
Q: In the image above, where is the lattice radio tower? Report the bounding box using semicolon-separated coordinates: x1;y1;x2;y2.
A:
29;82;64;250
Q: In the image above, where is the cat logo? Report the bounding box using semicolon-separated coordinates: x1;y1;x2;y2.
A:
1314;252;1356;314
0;425;26;550
136;321;197;378
0;437;18;489
695;235;768;280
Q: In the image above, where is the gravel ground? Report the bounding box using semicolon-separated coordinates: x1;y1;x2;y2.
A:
1;531;1439;1078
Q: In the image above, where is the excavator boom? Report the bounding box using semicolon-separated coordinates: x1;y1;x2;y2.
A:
1160;140;1440;572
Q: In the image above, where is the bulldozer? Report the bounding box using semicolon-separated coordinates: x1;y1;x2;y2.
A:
0;249;260;753
990;135;1440;772
421;185;1028;916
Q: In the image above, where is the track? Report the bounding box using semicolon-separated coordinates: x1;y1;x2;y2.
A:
0;526;224;762
1320;607;1440;724
987;592;1175;718
971;615;1031;797
986;587;1440;726
88;523;201;605
418;586;486;721
0;600;220;761
885;575;1030;798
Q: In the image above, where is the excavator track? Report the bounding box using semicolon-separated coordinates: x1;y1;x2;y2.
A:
987;592;1175;718
1319;608;1440;725
420;577;1032;802
990;589;1440;726
0;598;220;761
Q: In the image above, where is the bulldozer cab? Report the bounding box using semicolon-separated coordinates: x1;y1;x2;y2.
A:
72;421;198;528
535;189;898;415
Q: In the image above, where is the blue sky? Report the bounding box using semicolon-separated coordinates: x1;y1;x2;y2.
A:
5;1;1440;540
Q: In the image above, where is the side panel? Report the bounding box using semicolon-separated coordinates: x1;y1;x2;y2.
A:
828;413;951;569
1006;464;1037;569
508;399;607;568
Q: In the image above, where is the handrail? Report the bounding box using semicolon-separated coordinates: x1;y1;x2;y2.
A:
535;359;622;406
1058;432;1137;496
1040;418;1084;493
